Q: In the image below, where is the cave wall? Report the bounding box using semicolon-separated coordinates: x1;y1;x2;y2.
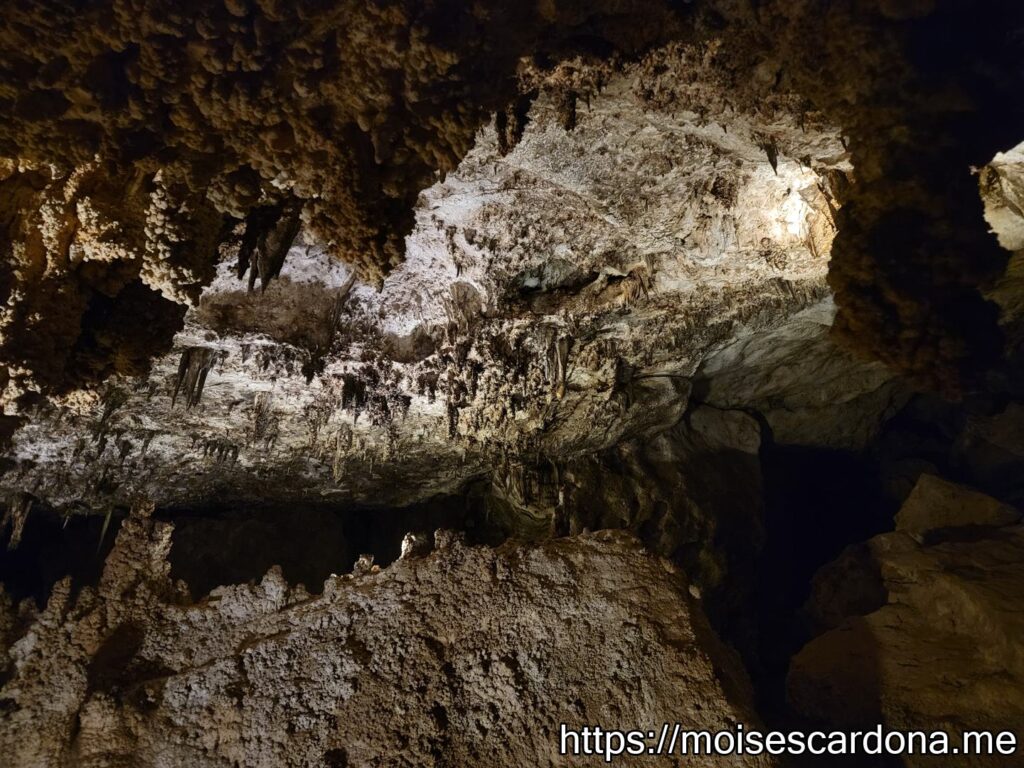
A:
0;0;684;410
1;2;1024;765
789;475;1024;766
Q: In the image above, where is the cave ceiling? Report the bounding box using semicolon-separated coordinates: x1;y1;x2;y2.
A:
0;0;1022;514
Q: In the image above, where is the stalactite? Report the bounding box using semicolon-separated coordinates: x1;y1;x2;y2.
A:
253;392;276;444
96;507;113;553
495;91;537;156
172;347;220;409
543;332;572;400
756;133;779;174
92;387;129;445
201;438;240;463
447;402;460;439
555;89;578;131
2;491;33;550
339;374;368;419
236;200;303;293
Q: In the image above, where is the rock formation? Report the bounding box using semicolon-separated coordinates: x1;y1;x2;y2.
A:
1;1;1024;765
0;510;770;768
1;37;853;511
1;0;1021;411
789;476;1024;766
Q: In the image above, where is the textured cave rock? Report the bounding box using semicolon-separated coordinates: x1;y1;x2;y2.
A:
0;0;684;280
869;389;1024;514
893;473;1020;534
816;7;1021;396
0;0;685;409
1;4;1024;764
694;298;910;451
789;476;1024;766
982;141;1024;347
2;1;1022;414
1;41;857;512
953;401;1024;507
730;0;1024;395
0;160;227;409
484;405;765;660
0;508;771;768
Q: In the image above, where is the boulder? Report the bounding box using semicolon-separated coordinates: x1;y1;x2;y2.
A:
790;479;1024;766
895;473;1020;535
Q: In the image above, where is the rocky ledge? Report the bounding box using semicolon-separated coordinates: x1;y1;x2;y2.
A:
0;514;769;768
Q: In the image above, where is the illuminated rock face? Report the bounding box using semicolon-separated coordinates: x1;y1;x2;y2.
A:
1;48;858;511
0;515;772;768
0;0;685;413
982;142;1024;347
2;2;1023;510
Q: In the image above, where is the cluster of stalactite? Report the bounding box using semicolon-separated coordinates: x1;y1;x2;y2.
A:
0;0;683;411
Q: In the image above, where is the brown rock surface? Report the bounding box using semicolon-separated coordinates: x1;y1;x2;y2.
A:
694;299;909;451
895;473;1020;535
0;510;771;767
2;5;1024;767
0;42;856;511
790;482;1024;766
0;0;683;284
486;405;766;658
0;0;684;410
2;1;1022;415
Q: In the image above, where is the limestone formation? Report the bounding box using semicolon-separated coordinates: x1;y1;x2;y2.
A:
485;405;766;658
1;0;1021;413
895;473;1020;535
694;299;909;451
0;514;770;768
981;141;1024;346
0;42;854;512
0;0;686;410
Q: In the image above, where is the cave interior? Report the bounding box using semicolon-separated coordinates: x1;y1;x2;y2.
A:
1;1;1024;766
